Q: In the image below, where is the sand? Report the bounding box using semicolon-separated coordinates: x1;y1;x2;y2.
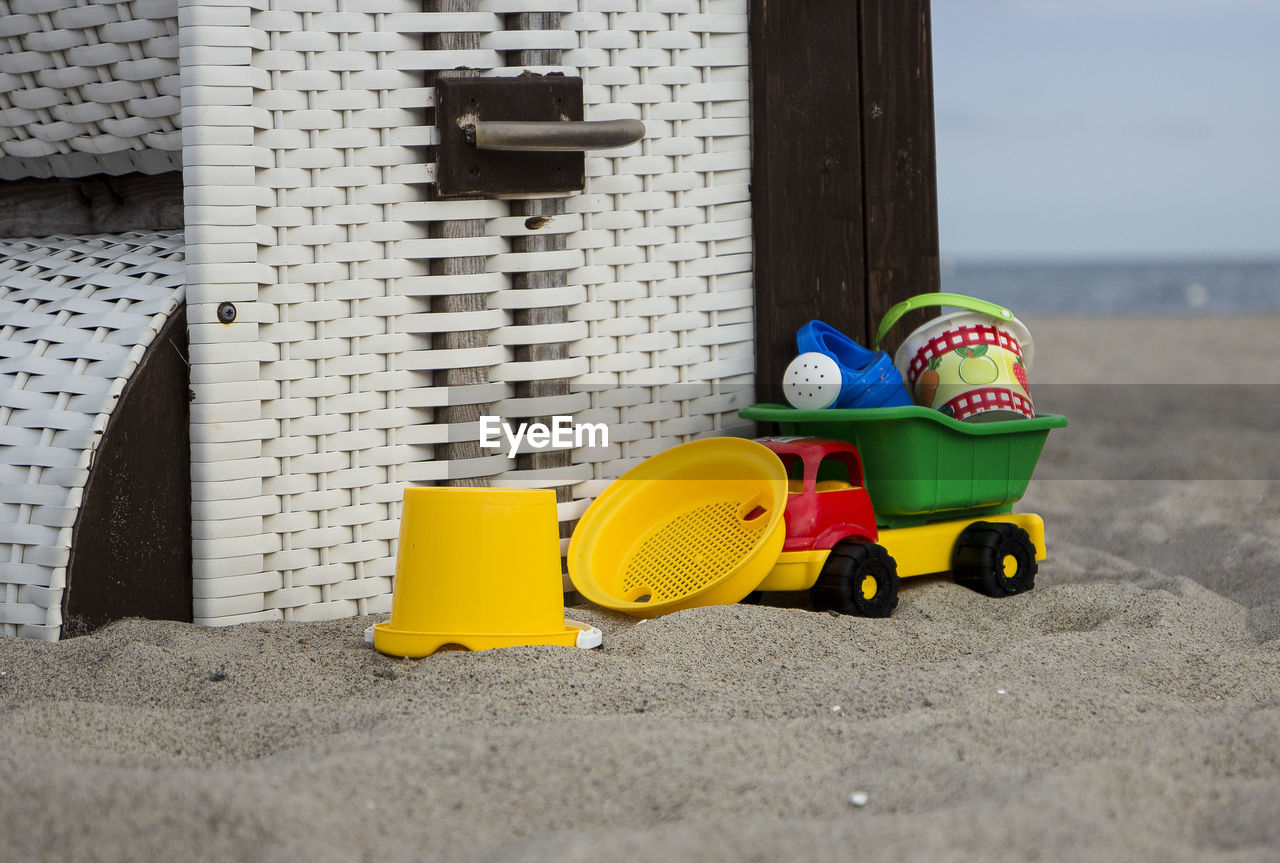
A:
2;315;1278;862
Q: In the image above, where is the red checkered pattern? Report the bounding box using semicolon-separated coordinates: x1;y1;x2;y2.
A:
941;387;1035;421
907;324;1024;385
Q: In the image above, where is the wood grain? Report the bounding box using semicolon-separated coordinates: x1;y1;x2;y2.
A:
63;309;192;635
749;0;867;404
749;0;941;398
0;172;182;238
506;12;574;531
426;0;491;485
859;0;941;354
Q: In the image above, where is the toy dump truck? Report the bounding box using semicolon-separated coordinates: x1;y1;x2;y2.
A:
739;405;1068;616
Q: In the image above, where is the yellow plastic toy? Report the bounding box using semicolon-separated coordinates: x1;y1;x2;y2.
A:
373;487;601;658
568;437;788;617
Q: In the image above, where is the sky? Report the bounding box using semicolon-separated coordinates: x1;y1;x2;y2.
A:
930;0;1280;260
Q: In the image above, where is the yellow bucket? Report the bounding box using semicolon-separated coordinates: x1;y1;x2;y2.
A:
568;438;788;617
372;487;600;658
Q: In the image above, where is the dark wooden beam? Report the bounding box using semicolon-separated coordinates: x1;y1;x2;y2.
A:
858;0;941;353
749;0;940;402
425;0;492;485
506;13;575;536
749;0;866;404
0;172;183;238
62;308;193;636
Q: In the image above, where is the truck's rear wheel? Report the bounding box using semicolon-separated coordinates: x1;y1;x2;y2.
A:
811;541;899;618
952;522;1037;597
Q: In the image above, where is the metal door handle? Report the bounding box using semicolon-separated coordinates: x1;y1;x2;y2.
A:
465;119;645;152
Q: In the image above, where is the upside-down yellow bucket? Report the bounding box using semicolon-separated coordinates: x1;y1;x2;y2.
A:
373;487;601;658
568;438;788;617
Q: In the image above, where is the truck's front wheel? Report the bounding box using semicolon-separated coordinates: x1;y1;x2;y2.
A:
811;541;900;618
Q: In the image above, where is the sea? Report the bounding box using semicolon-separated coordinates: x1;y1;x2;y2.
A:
940;258;1280;316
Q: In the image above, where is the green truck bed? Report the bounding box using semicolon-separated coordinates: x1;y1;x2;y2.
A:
739;404;1067;528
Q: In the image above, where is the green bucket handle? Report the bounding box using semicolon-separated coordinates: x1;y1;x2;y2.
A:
873;292;1015;351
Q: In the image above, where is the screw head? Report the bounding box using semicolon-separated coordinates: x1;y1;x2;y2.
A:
217;302;237;323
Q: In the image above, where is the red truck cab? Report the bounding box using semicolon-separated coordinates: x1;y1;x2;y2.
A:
757;438;878;552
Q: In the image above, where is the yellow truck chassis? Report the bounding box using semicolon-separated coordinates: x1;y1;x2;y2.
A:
756;513;1045;592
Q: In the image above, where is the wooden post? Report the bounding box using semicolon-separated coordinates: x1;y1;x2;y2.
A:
0;173;183;238
505;12;575;531
749;0;940;403
63;310;193;635
858;0;941;349
426;0;491;485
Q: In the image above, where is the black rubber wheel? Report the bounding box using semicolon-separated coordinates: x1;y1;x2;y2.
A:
952;522;1038;597
810;540;900;618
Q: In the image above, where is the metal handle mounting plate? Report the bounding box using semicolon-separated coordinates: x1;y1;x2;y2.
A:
435;75;596;198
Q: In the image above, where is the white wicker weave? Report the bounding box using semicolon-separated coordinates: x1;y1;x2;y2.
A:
173;0;753;626
0;0;181;179
179;0;754;626
0;1;753;634
0;231;185;640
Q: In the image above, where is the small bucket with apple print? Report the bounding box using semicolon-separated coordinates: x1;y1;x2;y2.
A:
874;293;1035;421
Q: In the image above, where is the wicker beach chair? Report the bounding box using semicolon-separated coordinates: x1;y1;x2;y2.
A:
0;0;753;639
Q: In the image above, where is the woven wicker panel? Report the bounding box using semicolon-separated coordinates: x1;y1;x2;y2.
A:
0;231;185;640
0;0;181;179
181;0;752;626
183;0;464;626
556;0;755;515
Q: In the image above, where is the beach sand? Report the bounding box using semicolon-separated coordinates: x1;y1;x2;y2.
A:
2;316;1278;862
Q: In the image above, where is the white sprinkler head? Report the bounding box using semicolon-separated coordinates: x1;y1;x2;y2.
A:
783;351;842;410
